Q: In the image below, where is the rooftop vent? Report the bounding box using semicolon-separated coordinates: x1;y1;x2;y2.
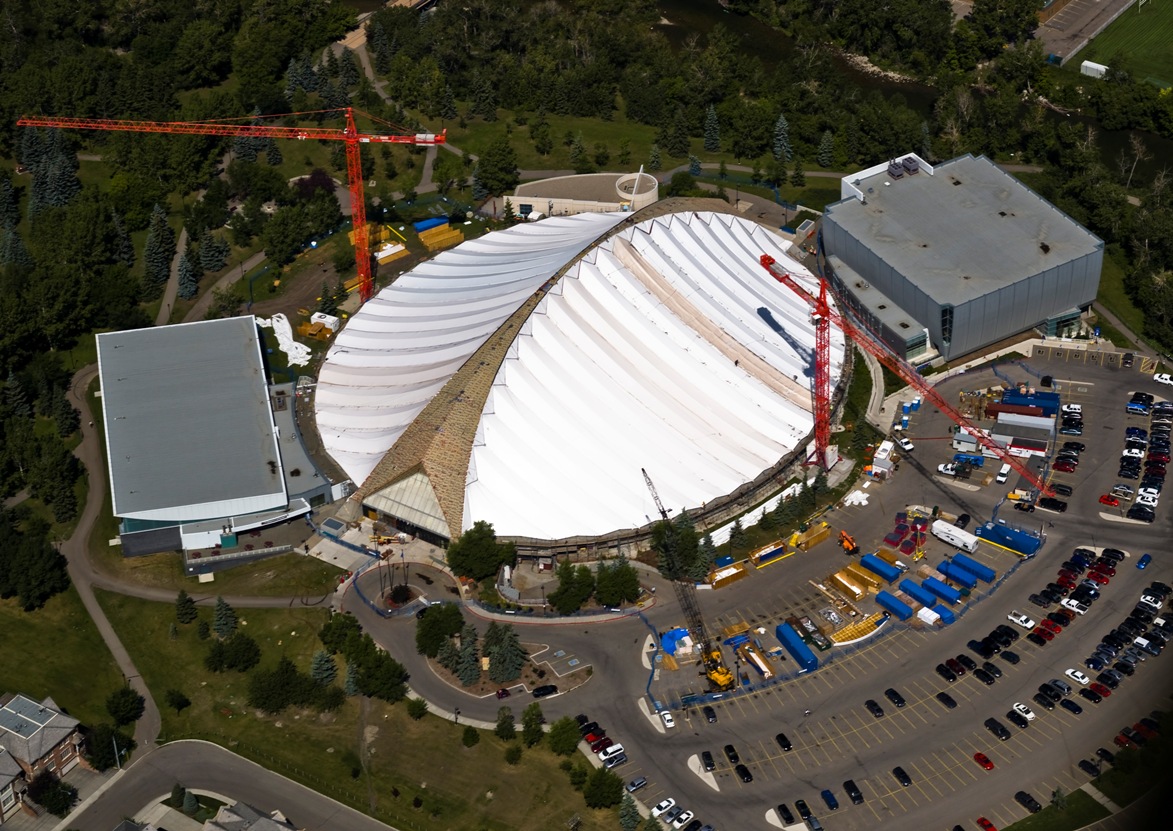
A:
899;322;910;329
999;211;1007;217
962;275;972;280
878;304;888;310
1040;242;1051;254
951;178;962;186
901;157;920;174
887;161;904;179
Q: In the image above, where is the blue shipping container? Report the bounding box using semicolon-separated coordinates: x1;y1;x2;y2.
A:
975;523;1041;558
775;623;818;672
860;554;901;584
922;576;962;605
715;554;735;568
1001;391;1059;416
933;604;956;625
898;579;937;608
875;590;914;621
938;561;978;589
412;217;448;233
951;553;996;583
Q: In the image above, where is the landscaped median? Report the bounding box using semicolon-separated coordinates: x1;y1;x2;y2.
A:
95;590;619;831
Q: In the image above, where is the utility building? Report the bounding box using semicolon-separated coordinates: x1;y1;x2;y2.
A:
823;153;1103;362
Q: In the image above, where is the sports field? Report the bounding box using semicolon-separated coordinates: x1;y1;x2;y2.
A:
1072;0;1173;87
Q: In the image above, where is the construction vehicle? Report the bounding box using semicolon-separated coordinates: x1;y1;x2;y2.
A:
18;108;446;303
838;530;860;556
759;250;1052;496
642;469;735;692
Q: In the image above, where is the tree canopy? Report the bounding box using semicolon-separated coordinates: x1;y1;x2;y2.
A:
446;520;516;581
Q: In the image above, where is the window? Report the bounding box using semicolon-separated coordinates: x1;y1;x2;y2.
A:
2;784;15;808
940;305;954;347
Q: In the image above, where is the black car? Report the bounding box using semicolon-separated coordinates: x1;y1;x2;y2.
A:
996;624;1021;642
775;733;792;751
532;684;558;698
1027;632;1048;647
1032;693;1056;711
974;668;996;685
1096;747;1116;764
776;804;796;824
1079;688;1104;705
735;764;753;783
1103;633;1127;649
968;639;995;660
1015;791;1043;814
1040;682;1065;701
1040;588;1064;604
957;654;977;672
884;688;907;708
1061;561;1086;575
1051;483;1075;497
579;721;600;736
703;705;717;723
843;780;864;805
936;691;958;709
1063;441;1086;452
935;663;958;682
1101;548;1127;562
1040;498;1069;513
955;513;971;529
1060;698;1084;715
1118;619;1144;637
1000;649;1021;665
1029;593;1052;609
1132;607;1156;625
701;751;715;771
981;661;1003;679
795;800;812;820
1007;710;1030;729
892;766;912;787
984;717;1011;740
1114;661;1136;676
1047;612;1072;628
1119;467;1140;480
1078;759;1101;777
1096;672;1121;690
724;744;740;764
1140;716;1161;734
1014;501;1037;512
864;699;885;718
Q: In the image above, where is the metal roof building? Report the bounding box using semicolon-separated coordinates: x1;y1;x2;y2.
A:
823;154;1103;361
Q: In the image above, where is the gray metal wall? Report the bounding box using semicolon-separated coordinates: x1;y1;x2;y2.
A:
823;217;1103;361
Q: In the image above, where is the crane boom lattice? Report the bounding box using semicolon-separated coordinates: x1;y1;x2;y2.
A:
17;108;446;304
758;253;1050;496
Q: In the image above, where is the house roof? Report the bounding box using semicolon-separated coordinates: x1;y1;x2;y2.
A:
97;316;287;522
0;747;22;784
0;694;79;766
205;801;295;831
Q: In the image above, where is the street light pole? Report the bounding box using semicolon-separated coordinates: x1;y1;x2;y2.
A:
112;734;121;771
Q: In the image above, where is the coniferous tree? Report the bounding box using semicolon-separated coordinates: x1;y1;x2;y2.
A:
182;791;198;814
471;167;487;201
648;144;662;172
703;105;721;152
0;227;33;268
487;625;526;683
266;142;283;167
773;113;792;162
111;210;135;268
323;47;339;78
817;130;835;168
175;589;198;624
456;624;480;686
521;702;544;747
0;176;19;228
339;49;359;88
53;389;79;437
5;371;31;418
663;113;690;158
43;154;81;209
791;158;806;188
198;231;224;272
436;638;459;672
344;661;359;696
177;249;201;300
620;792;642;831
369;22;391;74
212;596;237;638
310;650;338;685
688;155;702;176
440;84;458;122
143;204;176;284
728;518;747;556
495;706;516;740
317;280;337;314
617;139;631;166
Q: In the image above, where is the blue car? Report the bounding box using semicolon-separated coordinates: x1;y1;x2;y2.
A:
1084;656;1105;671
821;789;840;811
1138;553;1152;569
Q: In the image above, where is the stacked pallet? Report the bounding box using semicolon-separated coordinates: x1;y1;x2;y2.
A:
374;241;409;265
419;222;464;251
348;223;392;245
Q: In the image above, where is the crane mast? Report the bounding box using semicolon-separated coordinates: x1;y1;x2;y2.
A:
758;254;1051;496
17;108;446;304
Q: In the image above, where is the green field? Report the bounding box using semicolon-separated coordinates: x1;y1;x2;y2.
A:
1072;0;1173;87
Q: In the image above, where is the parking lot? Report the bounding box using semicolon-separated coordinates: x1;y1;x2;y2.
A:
596;349;1173;831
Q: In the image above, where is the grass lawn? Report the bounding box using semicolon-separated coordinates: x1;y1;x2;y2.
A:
0;588;124;727
1096;252;1145;345
1003;789;1110;831
97;591;617;831
1071;0;1173;87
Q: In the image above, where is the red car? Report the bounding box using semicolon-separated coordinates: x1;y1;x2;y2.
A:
978;818;998;831
1033;626;1055;641
1088;572;1110;585
1057;569;1078;581
1099;494;1120;507
973;752;995;770
1090;682;1113;698
946;658;967;676
591;737;613;753
1135;722;1158;740
1057;575;1077;589
1149;452;1171;463
1092;563;1116;577
1041;619;1063;634
584;731;605;745
1053;460;1077;473
1146;465;1167;477
1115;733;1137;749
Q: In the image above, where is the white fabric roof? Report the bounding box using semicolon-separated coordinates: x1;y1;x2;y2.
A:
464;212;845;539
315;212;626;482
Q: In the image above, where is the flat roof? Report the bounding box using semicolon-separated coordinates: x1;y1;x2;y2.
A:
827;154;1102;305
516;173;635;204
827;255;923;342
98;317;287;520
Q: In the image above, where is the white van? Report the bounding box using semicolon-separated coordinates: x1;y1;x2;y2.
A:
997;463;1012;484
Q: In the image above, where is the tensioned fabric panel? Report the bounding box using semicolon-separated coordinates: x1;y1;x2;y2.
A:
315;212;626;482
464;212;846;539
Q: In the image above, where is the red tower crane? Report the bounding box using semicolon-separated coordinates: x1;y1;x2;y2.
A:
759;253;1052;496
16;108;446;303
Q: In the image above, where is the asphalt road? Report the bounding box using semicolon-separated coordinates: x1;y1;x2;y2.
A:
63;741;393;831
342;349;1173;831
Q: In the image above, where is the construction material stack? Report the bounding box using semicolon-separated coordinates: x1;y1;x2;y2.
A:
418;220;464;251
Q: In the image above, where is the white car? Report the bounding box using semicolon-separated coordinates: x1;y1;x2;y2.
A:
1012;702;1036;721
1154;373;1173;386
660;710;676;729
599;744;625;761
1140;594;1164;611
1122;448;1145;459
651;799;676;818
1065;668;1091;686
897;436;915;452
937;463;958;476
1139;487;1161;500
1062;403;1083;414
1007;610;1036;630
672;811;695;829
1136;494;1159;508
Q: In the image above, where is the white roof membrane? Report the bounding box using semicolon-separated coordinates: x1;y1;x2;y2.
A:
464;212;845;539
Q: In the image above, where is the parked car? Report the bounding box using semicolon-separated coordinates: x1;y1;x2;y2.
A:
1079;688;1104;705
1039;497;1068;512
1100;494;1120;507
936;691;958;709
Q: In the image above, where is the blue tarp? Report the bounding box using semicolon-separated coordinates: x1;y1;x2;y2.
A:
860;554;901;584
715;554;735;567
1001;390;1060;416
660;627;689;656
723;633;751;648
875;591;914;621
938;561;978;589
933;604;956;625
412;217;448;233
922;576;962;605
952;552;996;583
976;522;1042;558
898;579;937;608
775;623;818;672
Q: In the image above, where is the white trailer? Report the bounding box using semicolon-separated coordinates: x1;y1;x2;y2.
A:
930;519;979;553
